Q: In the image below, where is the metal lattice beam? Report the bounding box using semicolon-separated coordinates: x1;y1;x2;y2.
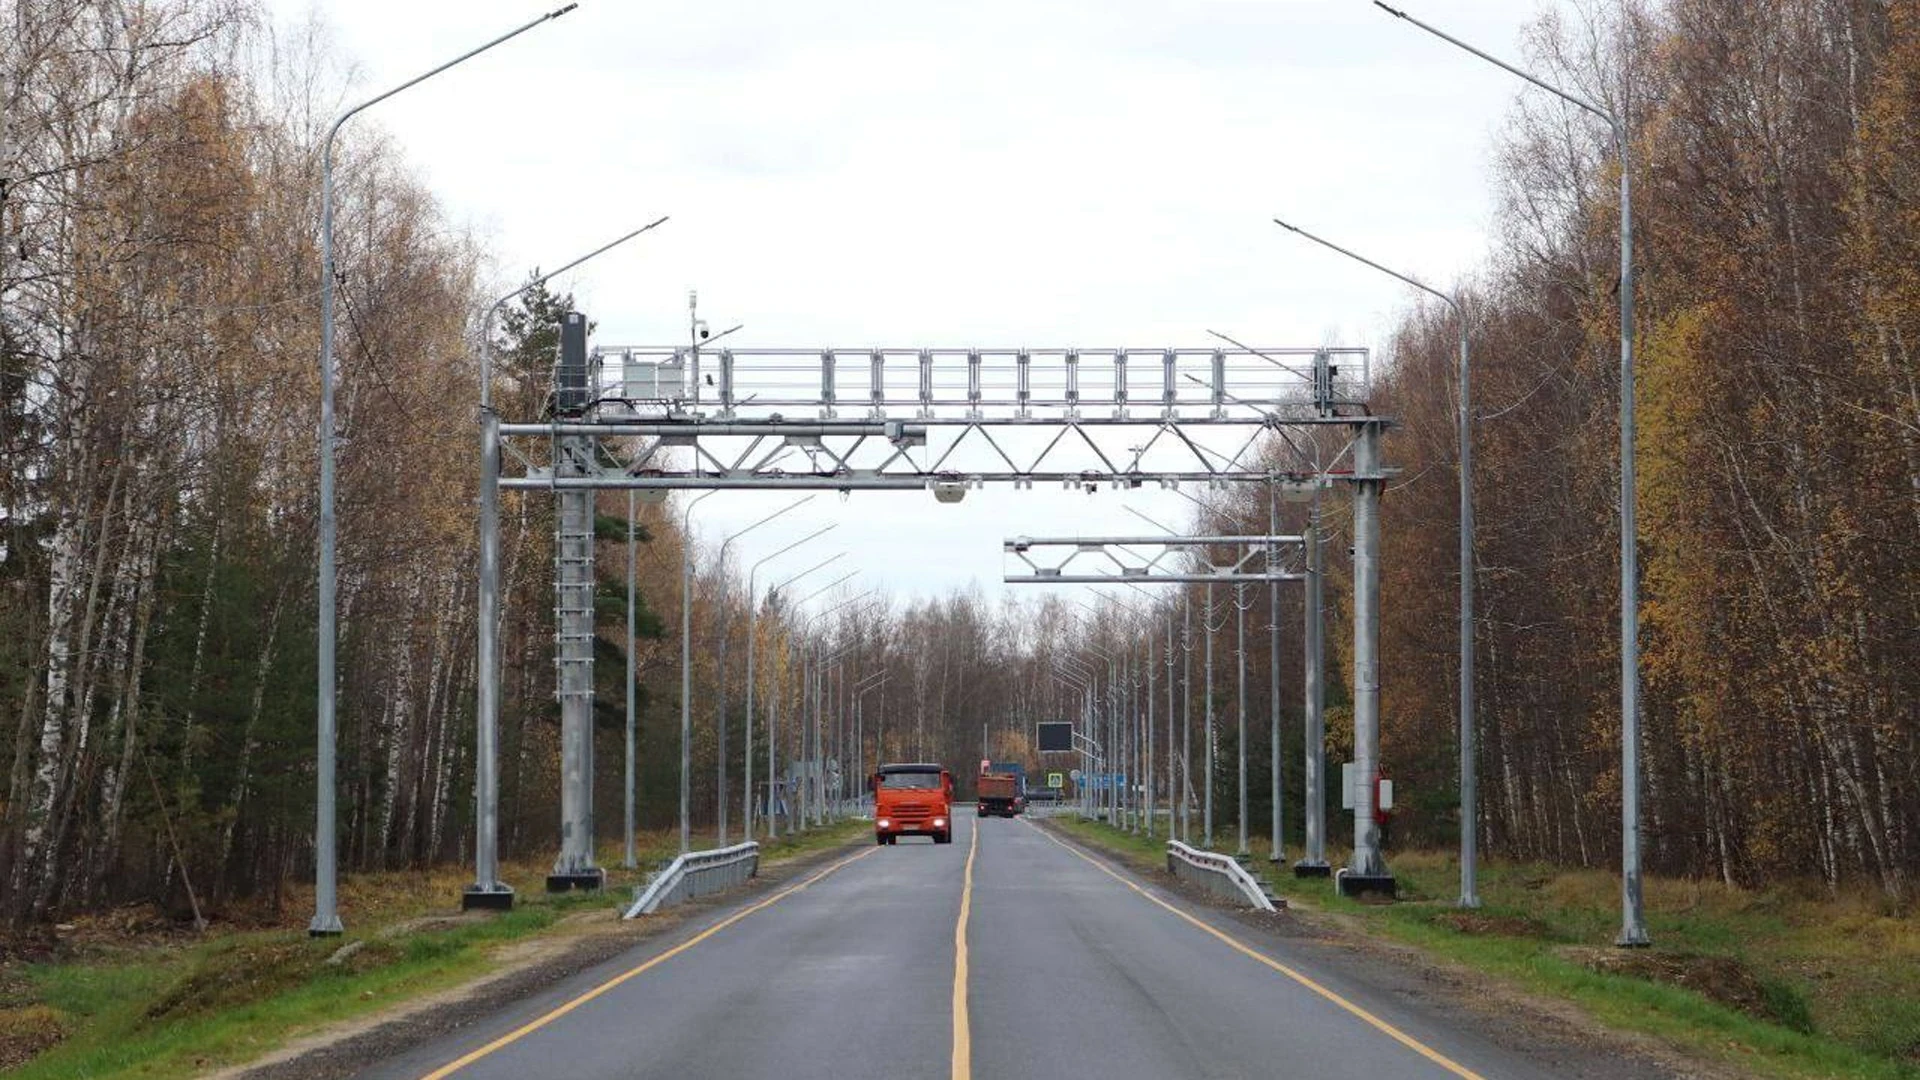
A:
1002;535;1307;585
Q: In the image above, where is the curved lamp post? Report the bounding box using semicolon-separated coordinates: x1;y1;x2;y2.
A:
1375;0;1643;944
319;3;578;935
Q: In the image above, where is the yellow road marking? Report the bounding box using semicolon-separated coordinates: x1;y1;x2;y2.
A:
420;845;882;1079
951;821;978;1080
1025;820;1487;1080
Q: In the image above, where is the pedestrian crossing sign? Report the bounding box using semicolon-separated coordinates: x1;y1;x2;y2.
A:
1047;772;1064;789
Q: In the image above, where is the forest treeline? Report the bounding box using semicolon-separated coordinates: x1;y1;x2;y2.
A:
1349;0;1918;894
1;0;1915;929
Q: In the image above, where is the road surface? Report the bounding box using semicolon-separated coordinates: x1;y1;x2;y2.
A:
370;815;1665;1080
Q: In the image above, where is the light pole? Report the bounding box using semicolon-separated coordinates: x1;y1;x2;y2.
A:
1074;640;1121;826
1376;0;1641;942
1053;667;1102;818
762;555;848;838
1273;217;1477;906
677;491;716;855
1078;594;1157;836
816;639;867;820
853;672;891;804
709;496;814;846
742;528;835;840
1056;654;1101;816
321;3;579;934
790;584;869;830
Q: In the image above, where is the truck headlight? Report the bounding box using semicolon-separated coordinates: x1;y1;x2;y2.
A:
933;817;947;828
877;818;891;829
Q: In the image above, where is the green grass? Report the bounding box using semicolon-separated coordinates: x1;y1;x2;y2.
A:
1049;815;1920;1080
4;820;869;1080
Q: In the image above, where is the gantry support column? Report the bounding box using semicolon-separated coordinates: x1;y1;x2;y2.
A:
548;433;604;892
1340;418;1395;897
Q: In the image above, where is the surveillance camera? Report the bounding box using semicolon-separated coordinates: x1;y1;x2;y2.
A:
933;479;966;504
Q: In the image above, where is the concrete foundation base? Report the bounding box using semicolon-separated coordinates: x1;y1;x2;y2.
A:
1336;872;1397;900
545;869;605;894
461;885;517;911
1292;861;1332;879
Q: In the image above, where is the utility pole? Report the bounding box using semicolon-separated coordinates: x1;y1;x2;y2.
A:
1235;581;1252;858
1296;463;1330;878
1203;584;1215;849
1374;0;1637;942
1269;482;1284;864
339;2;581;931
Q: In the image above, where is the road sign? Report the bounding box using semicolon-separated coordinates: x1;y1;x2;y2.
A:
1069;768;1083;782
1046;772;1063;788
1037;721;1073;753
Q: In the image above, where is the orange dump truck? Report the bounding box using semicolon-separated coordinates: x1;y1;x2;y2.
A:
977;772;1020;817
871;763;953;845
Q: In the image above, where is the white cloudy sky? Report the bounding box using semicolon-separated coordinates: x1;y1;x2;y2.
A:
276;0;1564;613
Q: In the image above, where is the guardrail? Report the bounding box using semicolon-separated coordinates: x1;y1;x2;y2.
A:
1165;841;1279;912
623;841;761;919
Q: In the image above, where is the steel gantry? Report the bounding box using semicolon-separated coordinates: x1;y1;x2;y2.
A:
462;323;1396;909
999;426;1399;897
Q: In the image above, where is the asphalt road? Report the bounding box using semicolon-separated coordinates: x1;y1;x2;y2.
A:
372;816;1666;1080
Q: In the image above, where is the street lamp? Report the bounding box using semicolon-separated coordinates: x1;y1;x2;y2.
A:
317;2;578;936
852;671;892;806
1049;666;1097;816
680;494;810;853
791;585;871;828
676;491;716;855
742;526;836;839
710;496;815;845
1272;216;1479;909
762;555;849;838
1375;0;1645;945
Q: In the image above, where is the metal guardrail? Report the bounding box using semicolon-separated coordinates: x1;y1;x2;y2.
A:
1165;841;1278;912
623;841;761;918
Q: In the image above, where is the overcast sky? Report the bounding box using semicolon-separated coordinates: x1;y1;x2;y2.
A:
274;0;1562;615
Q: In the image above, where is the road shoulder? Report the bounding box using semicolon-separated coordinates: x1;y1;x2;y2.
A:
1032;816;1738;1080
223;831;870;1080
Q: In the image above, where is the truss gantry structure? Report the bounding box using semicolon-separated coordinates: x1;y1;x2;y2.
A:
497;344;1377;492
1002;534;1307;584
466;321;1400;912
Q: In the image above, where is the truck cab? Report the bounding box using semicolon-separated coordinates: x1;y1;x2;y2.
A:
871;763;953;845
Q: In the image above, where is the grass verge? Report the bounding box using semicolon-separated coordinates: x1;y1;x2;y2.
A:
2;820;869;1080
1047;814;1920;1080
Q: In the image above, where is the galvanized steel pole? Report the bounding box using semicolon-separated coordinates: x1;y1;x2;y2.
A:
1182;595;1193;843
1269;483;1284;864
744;528;835;841
328;1;578;934
1236;583;1250;858
678;491;715;855
1203;585;1215;849
1347;422;1391;888
470;215;666;908
1298;482;1329;876
1374;0;1638;939
1272;216;1475;903
625;493;637;868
